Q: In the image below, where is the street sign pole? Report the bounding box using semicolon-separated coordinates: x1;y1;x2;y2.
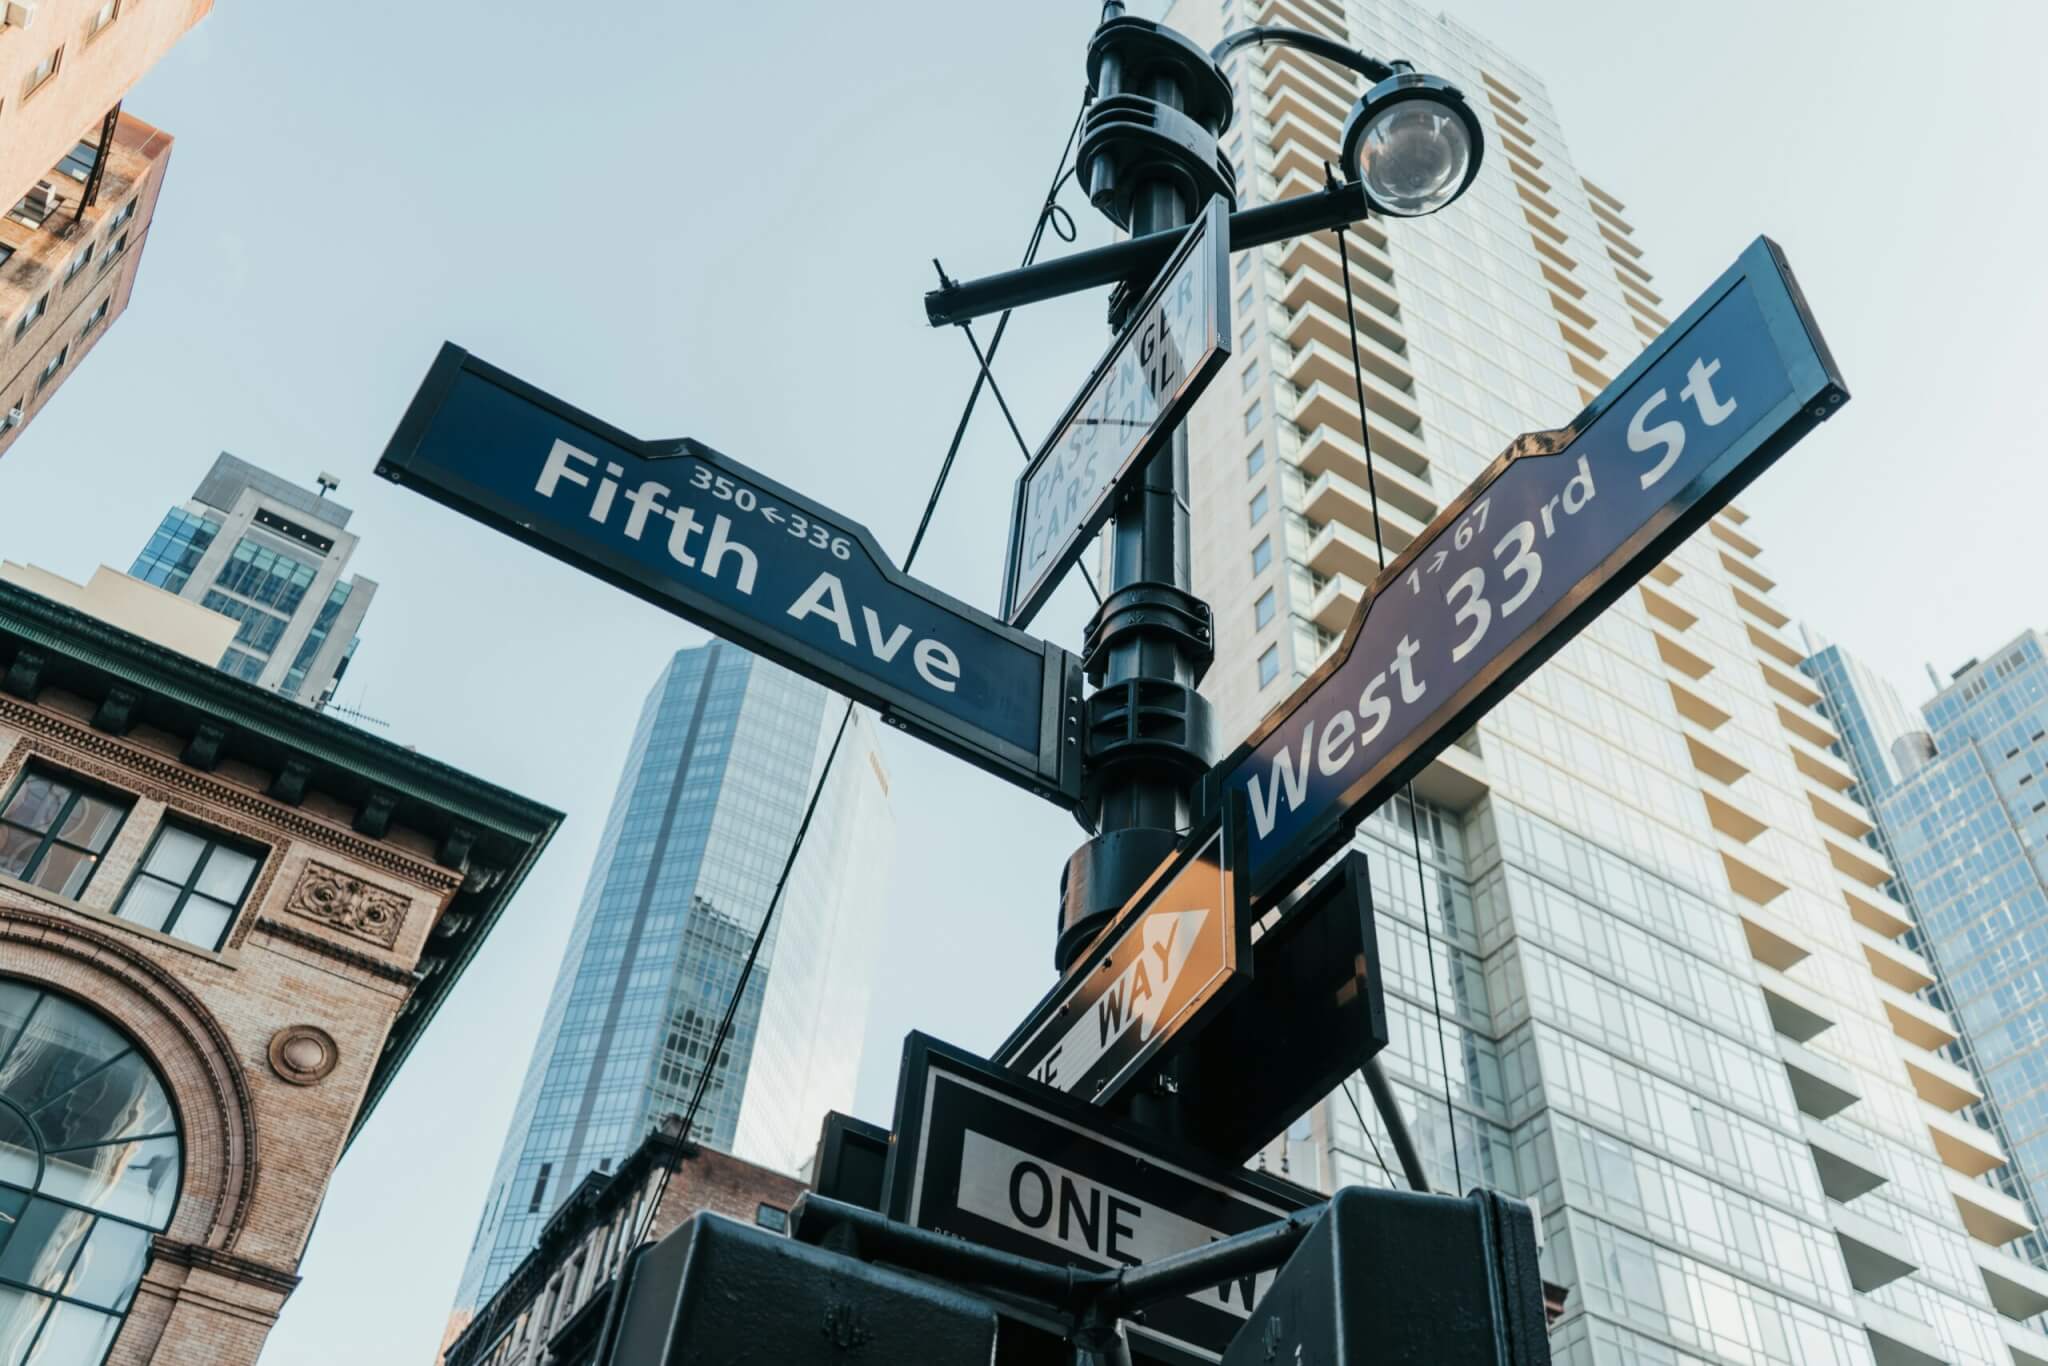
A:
1058;12;1237;993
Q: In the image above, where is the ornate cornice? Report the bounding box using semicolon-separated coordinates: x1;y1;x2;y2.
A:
253;917;417;986
149;1235;303;1295
0;906;261;1251
0;696;460;894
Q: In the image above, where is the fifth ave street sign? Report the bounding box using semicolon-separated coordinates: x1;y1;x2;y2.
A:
1001;194;1231;628
376;345;1084;808
996;800;1246;1104
1202;236;1849;907
884;1035;1318;1364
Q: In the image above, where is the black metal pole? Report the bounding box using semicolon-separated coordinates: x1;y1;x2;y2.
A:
1363;1056;1432;1194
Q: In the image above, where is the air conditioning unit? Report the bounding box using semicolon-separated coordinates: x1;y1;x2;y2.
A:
23;181;60;216
2;408;23;432
2;3;36;30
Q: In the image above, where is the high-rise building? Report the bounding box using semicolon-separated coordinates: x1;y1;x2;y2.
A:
451;642;894;1313
0;0;210;459
1811;631;2048;1281
0;111;172;460
128;453;377;707
1167;0;2048;1360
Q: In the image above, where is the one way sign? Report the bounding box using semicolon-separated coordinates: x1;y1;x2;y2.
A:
998;803;1247;1104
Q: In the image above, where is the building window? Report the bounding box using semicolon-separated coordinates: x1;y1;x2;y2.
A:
63;242;94;282
23;48;61;100
34;345;69;393
1255;587;1277;629
56;141;98;182
218;647;267;682
1244;399;1262;434
1249;488;1269;524
1246;442;1265;478
0;766;130;898
529;1163;552;1214
0;982;182;1364
0;244;14;271
129;508;220;594
214;539;318;615
113;822;262;951
1258;645;1280;687
87;0;120;37
109;199;137;231
15;293;48;341
79;297;110;340
99;231;130;272
1242;358;1260;391
1251;537;1272;574
755;1203;789;1233
1235;253;1252;281
1237;287;1253;320
1239;322;1255;353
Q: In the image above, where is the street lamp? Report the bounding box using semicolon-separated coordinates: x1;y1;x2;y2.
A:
1211;25;1484;219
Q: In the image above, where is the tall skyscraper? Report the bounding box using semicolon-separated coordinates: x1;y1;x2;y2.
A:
0;0;211;459
1812;631;2048;1280
128;453;377;707
452;642;894;1313
1167;0;2047;1359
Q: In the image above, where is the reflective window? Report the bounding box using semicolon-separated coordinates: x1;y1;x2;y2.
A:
1251;537;1272;574
1254;588;1276;630
114;824;262;952
1249;488;1269;525
0;769;129;900
1243;399;1262;434
55;143;97;182
0;981;181;1364
128;510;219;597
1245;442;1265;478
212;539;316;615
1257;645;1280;687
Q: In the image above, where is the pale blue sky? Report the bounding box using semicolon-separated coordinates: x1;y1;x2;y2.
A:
0;3;2039;1361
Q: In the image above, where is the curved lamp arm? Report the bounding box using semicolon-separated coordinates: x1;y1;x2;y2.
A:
1209;25;1405;84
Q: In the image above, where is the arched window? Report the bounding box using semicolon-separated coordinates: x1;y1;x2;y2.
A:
0;980;181;1364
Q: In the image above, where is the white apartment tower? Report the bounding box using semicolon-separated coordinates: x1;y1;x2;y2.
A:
1168;0;2048;1361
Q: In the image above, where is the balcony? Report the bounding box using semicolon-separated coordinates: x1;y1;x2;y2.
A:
1263;79;1347;142
1709;515;1764;559
1840;878;1915;939
1702;783;1769;844
1779;1036;1860;1119
1682;719;1749;785
1269;128;1331;184
1949;1170;2034;1247
1638;580;1698;633
2005;1317;2048;1366
1258;46;1358;125
1652;624;1715;682
1902;1044;1981;1112
1259;0;1347;38
1733;582;1793;630
1805;1117;1887;1202
1808;783;1877;841
1308;573;1365;634
1879;981;1958;1051
1858;925;1936;993
1286;380;1432;474
1788;731;1859;792
1756;964;1833;1042
1279;299;1412;389
1777;701;1841;750
1305;518;1406;581
1858;1298;1947;1366
1926;1100;2006;1178
1410;738;1490;813
1977;1241;2048;1320
1719;548;1777;594
1829;1201;1918;1291
1668;675;1733;731
1292;424;1436;522
1286;345;1424;432
1277;239;1404;321
1721;835;1790;907
1739;900;1813;971
1301;469;1427;550
1822;823;1893;887
1746;619;1806;670
1760;655;1825;707
1279;262;1403;338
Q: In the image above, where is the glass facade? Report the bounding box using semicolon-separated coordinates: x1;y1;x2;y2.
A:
127;509;218;597
1173;0;2029;1359
451;643;893;1312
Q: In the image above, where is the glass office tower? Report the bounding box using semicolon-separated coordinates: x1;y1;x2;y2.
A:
1166;0;2044;1359
451;642;894;1312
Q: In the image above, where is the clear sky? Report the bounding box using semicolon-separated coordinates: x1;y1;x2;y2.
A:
0;2;2040;1361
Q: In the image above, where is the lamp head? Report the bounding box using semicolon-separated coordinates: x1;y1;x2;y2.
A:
1340;72;1483;217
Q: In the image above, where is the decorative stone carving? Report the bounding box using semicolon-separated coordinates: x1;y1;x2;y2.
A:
267;1025;338;1086
285;862;407;949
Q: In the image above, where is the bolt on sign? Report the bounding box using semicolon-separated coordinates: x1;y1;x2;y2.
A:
884;1035;1319;1364
997;800;1248;1106
1002;195;1232;628
376;344;1084;808
1201;236;1848;908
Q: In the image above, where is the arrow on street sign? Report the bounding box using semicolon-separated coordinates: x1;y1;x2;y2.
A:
884;1034;1319;1364
996;799;1247;1105
1200;236;1849;907
376;344;1084;808
1001;194;1232;628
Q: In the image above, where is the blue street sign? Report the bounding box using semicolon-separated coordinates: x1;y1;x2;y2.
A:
376;345;1083;806
1202;236;1848;906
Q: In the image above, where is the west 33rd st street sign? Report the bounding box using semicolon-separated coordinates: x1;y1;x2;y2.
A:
1201;236;1848;907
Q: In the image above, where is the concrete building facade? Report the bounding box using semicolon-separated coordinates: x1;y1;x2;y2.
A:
452;642;893;1315
0;574;557;1363
1165;0;2048;1360
129;453;379;709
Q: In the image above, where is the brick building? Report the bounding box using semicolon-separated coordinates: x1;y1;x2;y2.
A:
0;0;210;459
0;572;559;1363
440;1118;806;1366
